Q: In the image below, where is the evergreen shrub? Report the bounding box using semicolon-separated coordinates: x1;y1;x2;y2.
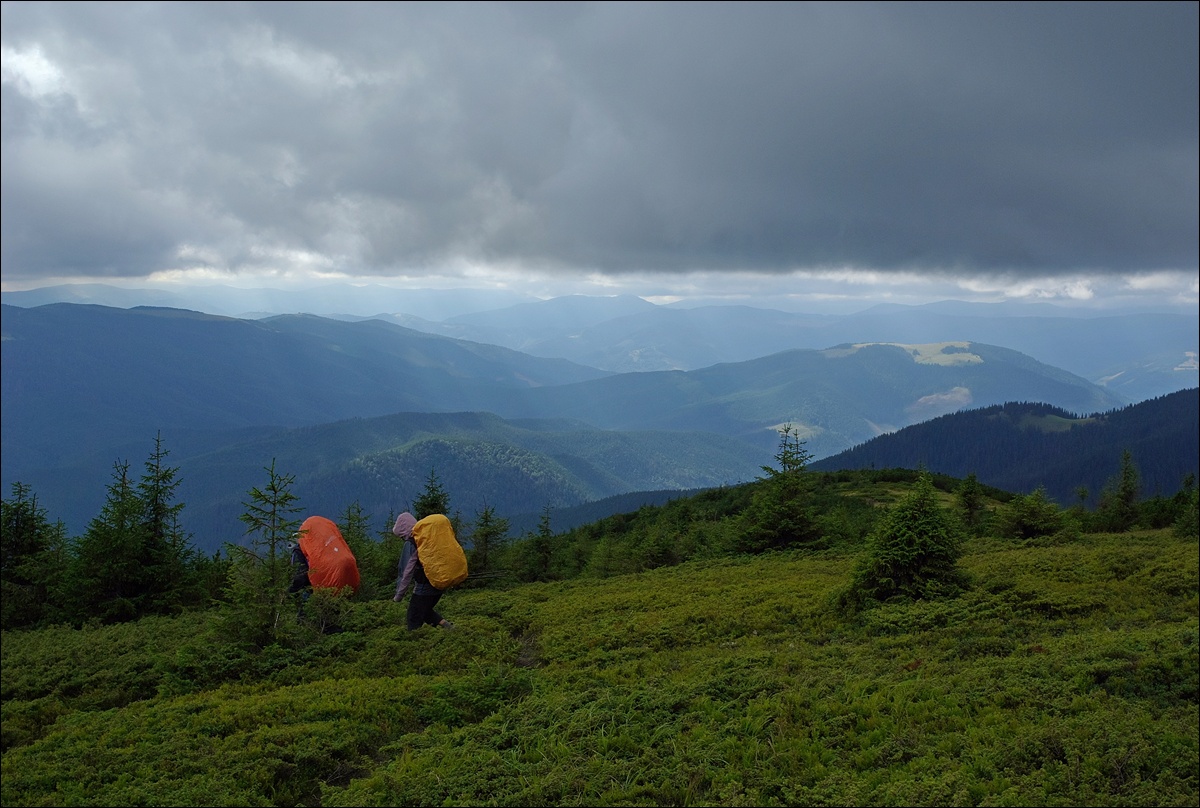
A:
841;472;968;609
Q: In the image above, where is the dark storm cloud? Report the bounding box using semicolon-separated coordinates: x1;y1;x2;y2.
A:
1;1;1196;283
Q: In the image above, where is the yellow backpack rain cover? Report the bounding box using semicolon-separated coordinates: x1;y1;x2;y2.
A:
412;514;469;590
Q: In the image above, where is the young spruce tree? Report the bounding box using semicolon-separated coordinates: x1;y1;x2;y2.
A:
136;432;199;612
69;459;150;623
1;482;69;629
468;503;509;577
413;468;450;519
995;486;1073;542
512;504;555;583
1095;449;1142;532
339;500;382;598
222;459;303;647
841;471;968;609
737;423;821;552
955;472;988;535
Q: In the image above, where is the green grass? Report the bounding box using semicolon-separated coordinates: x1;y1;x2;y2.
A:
2;530;1197;807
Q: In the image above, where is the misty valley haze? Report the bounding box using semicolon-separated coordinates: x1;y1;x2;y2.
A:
2;291;1195;550
4;283;1196;398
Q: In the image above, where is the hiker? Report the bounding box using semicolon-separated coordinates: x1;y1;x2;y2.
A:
393;511;457;630
288;536;311;595
286;535;317;621
291;515;361;596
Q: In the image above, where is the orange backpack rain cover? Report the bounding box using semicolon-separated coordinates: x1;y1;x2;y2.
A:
297;516;360;595
411;514;469;590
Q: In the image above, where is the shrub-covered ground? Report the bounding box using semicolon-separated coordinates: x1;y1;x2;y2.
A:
2;529;1197;807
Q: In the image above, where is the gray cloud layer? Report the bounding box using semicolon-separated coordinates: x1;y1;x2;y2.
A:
2;1;1196;283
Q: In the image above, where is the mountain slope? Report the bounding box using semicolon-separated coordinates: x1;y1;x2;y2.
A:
42;411;767;553
3;304;1127;542
0;282;536;320
485;341;1124;457
811;388;1200;506
374;296;1198;402
0;303;610;471
9;288;1194;400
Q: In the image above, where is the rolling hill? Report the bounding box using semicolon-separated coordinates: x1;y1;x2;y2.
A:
0;303;610;471
811;388;1200;506
483;340;1124;456
369;295;1199;402
173;412;767;555
2;302;1134;543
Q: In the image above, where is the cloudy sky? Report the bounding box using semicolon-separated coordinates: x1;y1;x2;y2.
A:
2;1;1197;312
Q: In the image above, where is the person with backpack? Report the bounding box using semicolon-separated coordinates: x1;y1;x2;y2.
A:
288;537;311;593
291;515;361;596
393;511;466;630
286;516;360;627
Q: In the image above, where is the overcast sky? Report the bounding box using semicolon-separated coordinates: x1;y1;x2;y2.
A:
2;1;1197;312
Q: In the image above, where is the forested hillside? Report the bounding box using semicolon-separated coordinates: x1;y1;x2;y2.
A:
482;341;1123;455
175;412;766;554
5;303;1131;542
813;389;1200;506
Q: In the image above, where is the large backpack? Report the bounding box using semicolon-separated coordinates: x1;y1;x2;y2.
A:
297;515;361;595
412;514;469;590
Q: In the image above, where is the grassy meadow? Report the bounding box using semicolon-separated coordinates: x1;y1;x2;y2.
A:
2;528;1197;807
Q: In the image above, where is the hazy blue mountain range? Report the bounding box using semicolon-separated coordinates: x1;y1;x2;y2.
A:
3;303;1124;466
0;282;536;321
5;284;1195;403
478;341;1124;458
811;388;1200;509
0;303;609;472
370;296;1198;403
0;300;1146;544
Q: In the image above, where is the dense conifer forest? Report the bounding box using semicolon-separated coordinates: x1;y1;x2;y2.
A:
813;389;1199;506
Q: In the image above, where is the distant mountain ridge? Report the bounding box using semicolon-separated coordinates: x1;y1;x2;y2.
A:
812;389;1200;507
0;283;536;320
3;303;1123;465
482;340;1123;457
0;301;1147;543
372;297;1198;403
0;303;609;471
6;285;1195;403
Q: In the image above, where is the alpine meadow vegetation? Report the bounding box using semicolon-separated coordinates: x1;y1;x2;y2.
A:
1;428;1197;806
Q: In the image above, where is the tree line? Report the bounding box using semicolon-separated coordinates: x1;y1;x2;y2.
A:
0;432;546;638
812;391;1199;506
4;427;1197;637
